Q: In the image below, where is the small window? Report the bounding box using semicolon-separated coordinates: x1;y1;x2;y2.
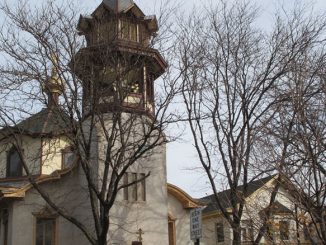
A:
146;75;154;103
6;147;23;177
279;220;289;240
216;222;224;242
35;217;56;245
123;172;146;202
126;69;143;94
303;226;310;241
241;220;254;241
1;209;9;245
119;19;139;42
62;147;77;169
120;19;129;40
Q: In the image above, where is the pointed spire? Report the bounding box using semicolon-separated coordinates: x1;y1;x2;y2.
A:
102;0;134;13
44;54;64;108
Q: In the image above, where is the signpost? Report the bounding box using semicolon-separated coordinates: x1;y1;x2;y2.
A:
190;208;202;245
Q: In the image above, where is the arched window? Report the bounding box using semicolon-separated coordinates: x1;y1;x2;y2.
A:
6;147;23;177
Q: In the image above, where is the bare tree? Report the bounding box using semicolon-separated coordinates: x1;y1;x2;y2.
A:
269;43;326;244
0;0;177;244
175;1;326;244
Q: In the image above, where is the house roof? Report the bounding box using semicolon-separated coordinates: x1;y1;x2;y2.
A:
0;108;72;137
200;175;276;214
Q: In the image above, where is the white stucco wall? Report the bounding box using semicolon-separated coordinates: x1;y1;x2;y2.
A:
167;193;193;245
94;113;170;245
108;144;169;245
9;165;94;245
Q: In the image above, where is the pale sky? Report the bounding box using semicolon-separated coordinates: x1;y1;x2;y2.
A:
1;0;326;198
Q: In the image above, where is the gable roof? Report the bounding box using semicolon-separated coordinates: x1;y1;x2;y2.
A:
0;108;72;138
200;175;276;214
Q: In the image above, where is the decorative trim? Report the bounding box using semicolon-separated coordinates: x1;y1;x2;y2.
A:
167;183;202;209
0;157;79;200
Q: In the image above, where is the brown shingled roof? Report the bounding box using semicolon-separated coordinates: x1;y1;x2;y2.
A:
200;175;276;214
0;108;72;137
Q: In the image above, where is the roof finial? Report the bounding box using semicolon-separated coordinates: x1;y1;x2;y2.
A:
44;53;64;108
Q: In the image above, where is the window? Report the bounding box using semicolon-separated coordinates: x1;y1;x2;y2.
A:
6;147;23;177
241;220;254;241
216;222;224;242
123;172;146;202
126;69;143;94
62;146;77;169
0;209;8;245
279;220;289;240
35;217;56;245
146;75;154;103
303;226;310;241
119;19;139;42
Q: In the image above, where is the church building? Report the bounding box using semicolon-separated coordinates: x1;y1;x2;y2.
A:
0;1;201;244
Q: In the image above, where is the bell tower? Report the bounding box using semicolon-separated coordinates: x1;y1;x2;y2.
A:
72;0;167;115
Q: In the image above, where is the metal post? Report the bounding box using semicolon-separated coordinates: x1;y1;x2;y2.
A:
194;239;200;245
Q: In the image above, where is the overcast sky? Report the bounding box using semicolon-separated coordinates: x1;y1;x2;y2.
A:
2;0;326;198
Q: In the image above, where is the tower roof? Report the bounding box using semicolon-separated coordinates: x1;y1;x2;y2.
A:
102;0;136;14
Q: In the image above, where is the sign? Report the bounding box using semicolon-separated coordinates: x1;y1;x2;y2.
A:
190;208;202;240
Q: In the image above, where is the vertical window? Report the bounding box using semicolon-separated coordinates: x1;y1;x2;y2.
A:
127;69;143;94
146;74;154;103
216;222;224;242
168;215;176;245
266;224;274;241
123;172;146;202
120;19;128;39
0;209;8;245
129;22;138;42
241;220;254;241
62;146;77;169
36;218;56;245
303;226;310;241
279;220;289;240
119;19;138;42
7;147;23;177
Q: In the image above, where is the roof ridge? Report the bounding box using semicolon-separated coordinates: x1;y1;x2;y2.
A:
200;174;276;200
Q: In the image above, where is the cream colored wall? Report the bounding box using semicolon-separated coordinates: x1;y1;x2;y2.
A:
167;194;193;245
41;136;70;175
0;136;41;177
0;135;71;178
202;216;232;245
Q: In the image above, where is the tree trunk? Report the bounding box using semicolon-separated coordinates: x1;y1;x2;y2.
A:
232;223;241;245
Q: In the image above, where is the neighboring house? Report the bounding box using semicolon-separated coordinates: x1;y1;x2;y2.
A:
199;175;315;245
0;1;201;244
